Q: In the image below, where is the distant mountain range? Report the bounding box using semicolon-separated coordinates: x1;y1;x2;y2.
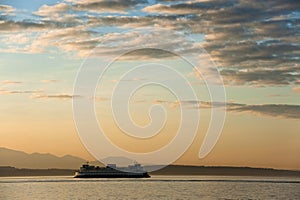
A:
0;147;144;169
0;147;87;169
1;147;300;177
1;147;300;178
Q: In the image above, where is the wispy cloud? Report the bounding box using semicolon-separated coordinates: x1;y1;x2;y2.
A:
0;4;15;16
40;79;60;83
93;96;109;101
153;99;300;119
0;20;49;33
203;101;300;119
33;3;70;17
220;68;300;86
143;1;235;15
73;0;147;13
229;103;300;119
292;86;300;93
0;89;43;95
0;80;22;85
32;93;81;100
111;77;146;83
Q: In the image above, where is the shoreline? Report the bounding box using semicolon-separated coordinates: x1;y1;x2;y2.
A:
1;165;300;177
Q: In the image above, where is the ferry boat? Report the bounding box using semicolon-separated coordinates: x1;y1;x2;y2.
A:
74;163;150;178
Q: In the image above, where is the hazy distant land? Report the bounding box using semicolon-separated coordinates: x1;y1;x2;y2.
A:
0;166;75;177
150;165;300;177
0;147;86;169
1;147;299;177
1;165;300;177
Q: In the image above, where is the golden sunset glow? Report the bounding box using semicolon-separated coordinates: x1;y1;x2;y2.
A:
1;0;299;171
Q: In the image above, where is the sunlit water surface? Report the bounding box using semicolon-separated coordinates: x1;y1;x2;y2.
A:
1;176;299;199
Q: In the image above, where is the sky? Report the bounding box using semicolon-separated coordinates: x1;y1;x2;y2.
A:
0;0;299;170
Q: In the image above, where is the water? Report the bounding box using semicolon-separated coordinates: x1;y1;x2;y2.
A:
1;176;299;200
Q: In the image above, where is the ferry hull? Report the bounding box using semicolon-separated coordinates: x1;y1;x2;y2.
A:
74;172;150;178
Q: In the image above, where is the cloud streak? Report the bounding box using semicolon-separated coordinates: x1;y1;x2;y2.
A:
153;99;300;119
229;103;300;119
0;89;43;95
0;80;22;85
73;0;146;13
40;79;60;83
206;102;300;119
32;94;81;100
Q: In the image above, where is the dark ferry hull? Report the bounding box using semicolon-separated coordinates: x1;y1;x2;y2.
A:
74;172;150;178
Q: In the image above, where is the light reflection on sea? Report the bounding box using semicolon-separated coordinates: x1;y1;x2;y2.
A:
1;176;299;200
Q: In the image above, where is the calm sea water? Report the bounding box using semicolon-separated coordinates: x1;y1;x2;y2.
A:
1;176;299;200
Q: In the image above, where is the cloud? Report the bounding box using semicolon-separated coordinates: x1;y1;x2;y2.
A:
292;86;300;93
1;0;299;86
23;25;96;55
0;81;43;96
94;96;109;101
32;93;81;100
143;3;196;14
229;103;300;119
201;101;300;119
87;28;209;62
73;0;146;13
112;48;179;61
86;15;190;31
0;4;15;16
195;1;300;86
33;3;81;24
220;68;300;86
0;80;22;85
104;1;299;86
40;79;59;83
142;0;300;86
152;99;202;109
0;89;43;95
33;3;70;17
153;99;300;119
0;20;50;33
267;94;285;97
111;77;146;83
143;1;235;14
130;99;146;103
